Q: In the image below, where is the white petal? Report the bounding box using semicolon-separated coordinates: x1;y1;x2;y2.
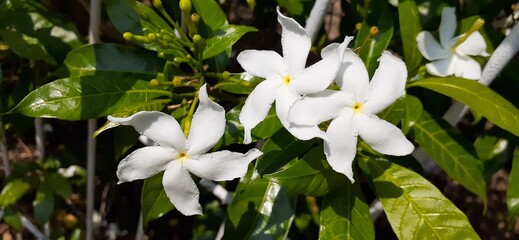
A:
184;148;262;181
356;114;414;156
116;146;176;183
425;54;456;77
276;87;327;140
416;31;449;60
186;84;225;155
239;80;281;144
291;53;340;95
337;50;370;100
163;162;202;216
237;50;287;79
277;7;311;73
108;111;185;150
453;55;482;80
363;52;408;114
324;113;358;183
288;89;353;126
456;31;489;57
321;36;354;58
439;7;457;48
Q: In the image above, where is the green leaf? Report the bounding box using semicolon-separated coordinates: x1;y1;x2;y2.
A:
0;29;55;64
354;2;393;76
266;144;344;196
256;128;317;175
319;180;374;240
10;77;171;120
359;157;480;240
33;190;54;223
192;0;227;31
408;77;519;137
507;148;519;219
107;0;174;35
0;179;30;207
114;126;140;160
411;111;487;205
141;172;174;228
44;173;72;198
276;0;303;15
224;177;296;239
401;95;423;134
398;1;423;75
3;208;23;231
203;25;257;60
378;97;406;125
64;43;165;80
474;134;509;177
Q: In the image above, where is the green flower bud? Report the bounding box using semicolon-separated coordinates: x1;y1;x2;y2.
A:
123;32;133;41
150;79;160;87
148;33;157;42
153;0;162;9
179;0;192;13
192;34;203;44
191;13;200;23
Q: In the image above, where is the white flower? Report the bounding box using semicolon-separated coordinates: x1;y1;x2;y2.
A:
237;6;350;144
108;84;262;216
288;51;414;182
416;7;489;80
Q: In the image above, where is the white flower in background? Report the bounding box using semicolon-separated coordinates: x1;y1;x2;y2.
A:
237;6;350;144
108;84;262;216
416;7;489;80
288;51;414;182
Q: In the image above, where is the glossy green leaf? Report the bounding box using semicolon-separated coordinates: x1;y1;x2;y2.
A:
474;134;509;177
0;0;83;63
319;180;374;240
192;0;227;31
33;190;54;223
408;77;519;137
0;179;30;207
507;148;519;218
378;97;406;125
107;0;174;35
401;95;423;134
398;1;422;75
276;0;303;15
411;111;487;205
64;43;165;80
354;2;393;76
266;144;344;196
10;77;171;120
224;177;296;239
203;25;257;60
256;128;317;175
359;157;480;240
214;81;255;94
44;173;72;198
3;209;22;231
141;172;174;228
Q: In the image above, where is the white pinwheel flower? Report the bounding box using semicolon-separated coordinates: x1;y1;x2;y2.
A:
237;6;350;144
288;51;414;182
108;84;262;216
416;7;489;80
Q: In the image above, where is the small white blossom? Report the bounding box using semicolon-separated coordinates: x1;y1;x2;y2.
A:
237;6;350;143
108;84;262;216
416;7;489;80
288;51;414;182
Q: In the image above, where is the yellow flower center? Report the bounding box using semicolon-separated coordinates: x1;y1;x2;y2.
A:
353;102;363;113
177;152;188;161
282;75;291;86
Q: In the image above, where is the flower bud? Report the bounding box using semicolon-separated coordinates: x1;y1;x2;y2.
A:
150;79;160;87
222;71;230;79
192;34;203;44
174;57;184;63
179;0;192;13
355;22;362;31
191;13;200;23
148;33;157;42
123;32;133;41
153;0;162;9
369;26;379;36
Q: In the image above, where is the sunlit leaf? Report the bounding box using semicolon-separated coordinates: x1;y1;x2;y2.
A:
0;179;30;207
277;0;303;15
408;77;519;137
359;157;480;239
203;25;257;60
319;180;374;239
141;172;174;228
223;176;296;239
411;111;487;205
10;77;171;120
507;148;519;219
266;144;344;196
398;1;422;75
192;0;227;31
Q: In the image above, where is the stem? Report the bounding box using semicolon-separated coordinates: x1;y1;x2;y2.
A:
153;0;191;44
182;77;205;136
34;118;44;161
87;0;101;238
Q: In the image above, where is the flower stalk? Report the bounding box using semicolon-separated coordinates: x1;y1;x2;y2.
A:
451;18;485;50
